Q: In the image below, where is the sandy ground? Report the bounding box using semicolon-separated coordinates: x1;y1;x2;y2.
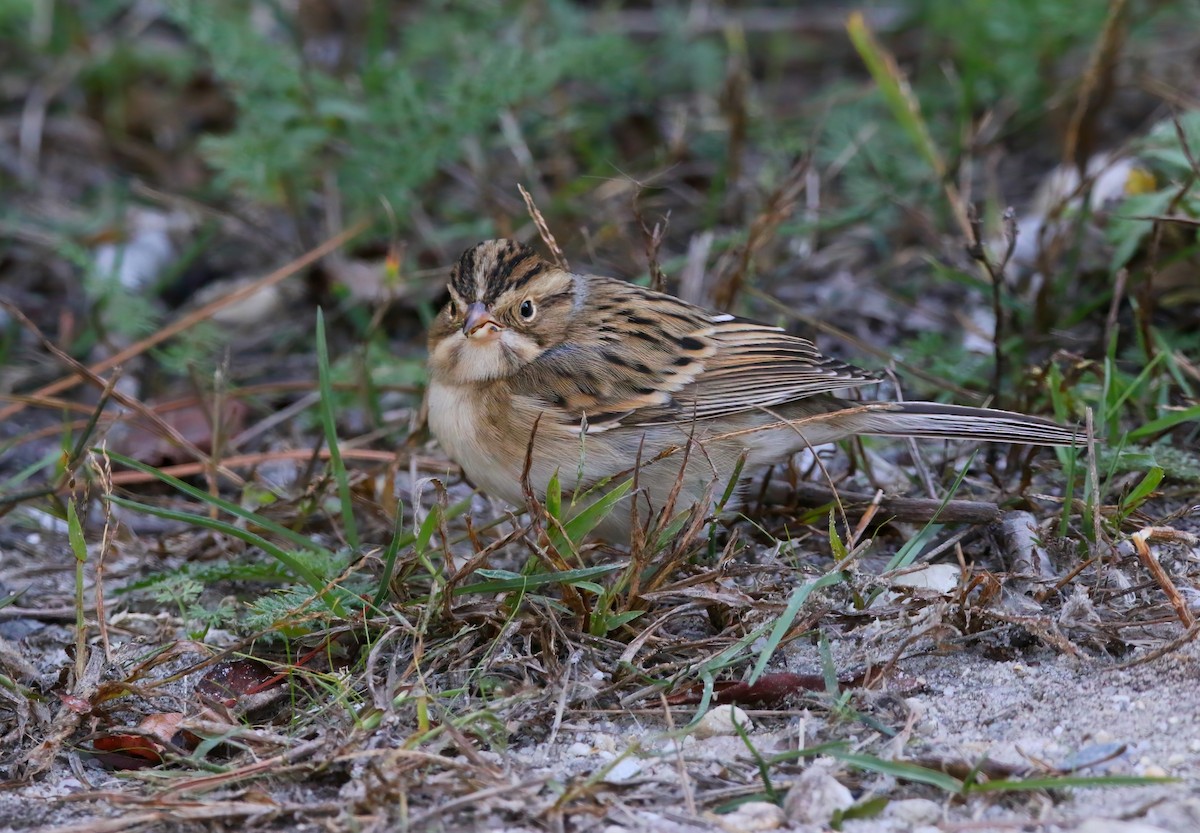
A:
3;595;1198;833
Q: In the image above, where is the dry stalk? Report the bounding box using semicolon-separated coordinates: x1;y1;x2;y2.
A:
1063;0;1129;169
89;447;116;661
633;190;669;293
0;223;366;424
710;158;808;310
518;183;568;270
1129;526;1199;629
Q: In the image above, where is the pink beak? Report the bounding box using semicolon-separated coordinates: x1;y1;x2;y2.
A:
463;302;502;338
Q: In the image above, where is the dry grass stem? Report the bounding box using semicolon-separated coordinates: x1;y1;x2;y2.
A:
518;183;568;270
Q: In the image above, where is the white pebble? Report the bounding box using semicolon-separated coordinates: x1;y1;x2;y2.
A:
784;761;853;824
886;798;942;825
710;801;785;832
602;757;642;783
694;705;753;739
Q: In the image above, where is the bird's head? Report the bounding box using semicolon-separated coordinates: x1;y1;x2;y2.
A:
427;240;576;384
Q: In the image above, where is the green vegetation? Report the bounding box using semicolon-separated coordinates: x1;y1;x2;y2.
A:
1;0;1198;828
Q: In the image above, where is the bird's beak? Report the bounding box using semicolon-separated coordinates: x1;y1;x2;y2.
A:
463;302;502;339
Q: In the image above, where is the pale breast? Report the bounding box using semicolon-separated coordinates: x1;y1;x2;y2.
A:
426;380;525;505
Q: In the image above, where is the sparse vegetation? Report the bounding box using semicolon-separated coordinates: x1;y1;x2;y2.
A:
1;1;1199;831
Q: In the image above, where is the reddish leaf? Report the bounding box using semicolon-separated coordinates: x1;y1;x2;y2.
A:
665;667;912;707
92;712;192;769
197;657;281;705
715;673;827;706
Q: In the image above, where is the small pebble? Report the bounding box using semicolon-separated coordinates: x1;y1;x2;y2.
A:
886;798;941;825
694;705;752;739
783;761;853;824
602;757;642;783
710;801;785;832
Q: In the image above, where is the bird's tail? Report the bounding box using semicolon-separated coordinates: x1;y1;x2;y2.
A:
841;401;1081;446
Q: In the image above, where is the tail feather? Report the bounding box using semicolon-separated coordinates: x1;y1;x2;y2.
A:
848;402;1081;446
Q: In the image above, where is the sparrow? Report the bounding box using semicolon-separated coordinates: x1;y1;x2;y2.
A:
426;239;1078;542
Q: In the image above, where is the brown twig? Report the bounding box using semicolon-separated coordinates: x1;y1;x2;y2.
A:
89;448;116;661
518;183;568;270
710;157;808;310
1130;526;1199;630
0;222;366;425
1112;620;1200;670
772;482;1002;525
633;191;669;293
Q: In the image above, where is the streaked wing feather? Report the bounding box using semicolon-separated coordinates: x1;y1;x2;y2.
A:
511;275;878;432
632;322;879;425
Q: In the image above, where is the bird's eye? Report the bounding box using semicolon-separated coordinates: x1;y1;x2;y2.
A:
519;299;536;320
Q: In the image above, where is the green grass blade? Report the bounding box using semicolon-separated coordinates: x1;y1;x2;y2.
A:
716;454;747;512
545;470;562;521
1123;465;1164;512
458;564;622;596
371;501;407;609
1103;350;1166;430
106;494;345;613
67;498;89;683
749;570;847;684
1127;404;1200;440
564;479;632;543
886;453;973;571
886;524;944;572
818;631;839;698
827;750;965;793
966;774;1175;792
547;478;634;555
101;450;335;559
0;448;59;492
315;307;359;550
846;11;944;179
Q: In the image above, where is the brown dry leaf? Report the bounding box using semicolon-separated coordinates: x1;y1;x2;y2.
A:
92;711;191;769
713;672;827;706
197;657;284;707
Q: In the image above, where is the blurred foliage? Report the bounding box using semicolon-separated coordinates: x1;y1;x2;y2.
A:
3;0;1196;246
1108;110;1200;269
164;0;721;232
910;0;1112;116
